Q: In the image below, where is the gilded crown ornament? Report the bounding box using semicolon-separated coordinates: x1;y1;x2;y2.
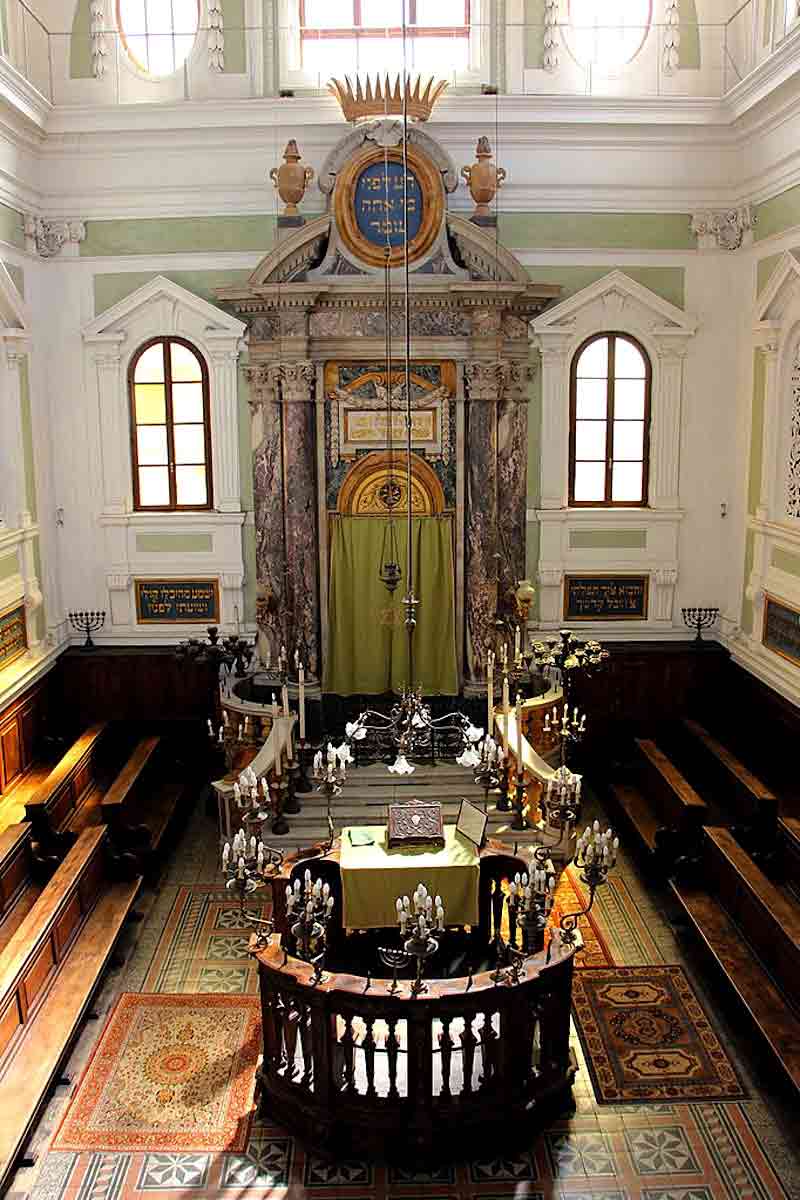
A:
461;136;507;222
327;74;448;123
269;140;314;218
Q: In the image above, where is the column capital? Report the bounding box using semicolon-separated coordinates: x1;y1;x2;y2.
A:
243;362;281;413
465;359;508;401
278;360;316;403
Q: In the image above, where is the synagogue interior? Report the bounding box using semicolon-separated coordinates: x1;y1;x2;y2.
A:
1;1;800;1196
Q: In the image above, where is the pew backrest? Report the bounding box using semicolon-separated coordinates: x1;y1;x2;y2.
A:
636;739;707;831
24;724;110;839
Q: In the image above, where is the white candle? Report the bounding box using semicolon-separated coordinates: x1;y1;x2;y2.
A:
272;693;278;718
282;683;289;715
515;691;523;773
298;661;306;741
275;742;282;777
501;675;510;756
514;625;521;662
487;650;494;738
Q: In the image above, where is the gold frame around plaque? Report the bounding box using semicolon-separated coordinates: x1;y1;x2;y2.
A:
563;574;649;621
334;144;445;270
134;578;220;625
0;600;27;670
762;592;800;668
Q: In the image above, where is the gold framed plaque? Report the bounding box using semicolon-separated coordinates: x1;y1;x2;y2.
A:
563;574;649;621
135;578;220;624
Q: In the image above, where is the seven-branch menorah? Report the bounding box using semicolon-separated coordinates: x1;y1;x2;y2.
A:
68;610;106;650
681;607;719;644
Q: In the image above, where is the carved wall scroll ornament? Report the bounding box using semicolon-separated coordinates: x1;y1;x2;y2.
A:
690;206;756;251
461;138;507;222
786;344;800;519
327;375;452;467
90;0;108;78
270;141;315;218
208;0;224;71
24;216;87;259
662;0;680;75
543;0;560;72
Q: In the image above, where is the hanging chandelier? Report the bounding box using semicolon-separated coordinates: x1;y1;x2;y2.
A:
346;52;484;776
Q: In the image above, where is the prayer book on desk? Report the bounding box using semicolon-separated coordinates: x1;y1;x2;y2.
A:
387;801;445;849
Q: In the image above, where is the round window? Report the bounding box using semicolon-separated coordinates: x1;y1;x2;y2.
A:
565;0;652;71
117;0;200;77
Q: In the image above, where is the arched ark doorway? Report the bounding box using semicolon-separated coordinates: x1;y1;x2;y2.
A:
324;452;458;696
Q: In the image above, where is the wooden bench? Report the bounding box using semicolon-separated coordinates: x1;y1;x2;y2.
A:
0;826;139;1189
100;736;184;873
609;739;707;869
23;724;126;849
680;719;778;850
671;825;800;1095
0;824;61;956
778;816;800;893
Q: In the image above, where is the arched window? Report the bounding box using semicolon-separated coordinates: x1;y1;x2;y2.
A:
300;0;471;77
565;0;651;70
117;0;199;76
129;337;212;511
569;333;651;507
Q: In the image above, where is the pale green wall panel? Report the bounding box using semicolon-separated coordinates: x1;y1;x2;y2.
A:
0;203;24;250
82;214;284;257
135;533;214;553
19;356;36;523
70;1;92;78
32;538;44;643
523;0;545;68
243;525;257;625
4;262;24;299
742;527;755;633
223;0;247;73
757;252;782;294
527;265;685;309
94;269;252;316
500;212;694;251
0;553;17;582
755;184;800;241
525;356;541;620
772;547;800;576
679;0;701;68
569;529;648;549
749;350;764;516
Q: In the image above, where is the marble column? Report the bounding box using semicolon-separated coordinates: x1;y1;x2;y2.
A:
278;361;320;678
464;360;507;686
245;362;285;671
497;358;533;596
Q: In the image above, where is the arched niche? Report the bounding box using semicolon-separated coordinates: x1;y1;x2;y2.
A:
337;451;446;517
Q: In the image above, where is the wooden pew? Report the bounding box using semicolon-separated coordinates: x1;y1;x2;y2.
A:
100;736;184;873
23;724;127;849
0;824;60;956
672;825;800;1095
0;826;140;1188
679;719;778;851
609;738;707;868
778;816;800;893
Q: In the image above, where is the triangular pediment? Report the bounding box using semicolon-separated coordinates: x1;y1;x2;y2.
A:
532;270;697;338
83;274;246;340
754;251;800;323
0;262;30;332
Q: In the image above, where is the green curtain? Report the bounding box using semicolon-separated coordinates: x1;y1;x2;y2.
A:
324;515;458;696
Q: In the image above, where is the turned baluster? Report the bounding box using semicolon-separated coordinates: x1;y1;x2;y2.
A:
490;879;504;942
340;1014;356;1093
480;1008;499;1088
386;1015;400;1099
298;1003;313;1089
438;1015;454;1098
273;992;287;1074
461;1016;477;1094
283;1001;300;1079
261;987;280;1077
362;1015;377;1099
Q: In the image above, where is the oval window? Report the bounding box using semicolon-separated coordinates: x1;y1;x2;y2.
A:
117;0;200;77
566;0;652;70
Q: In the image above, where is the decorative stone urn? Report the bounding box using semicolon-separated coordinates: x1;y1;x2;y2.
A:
461;137;507;222
270;140;315;218
515;578;536;623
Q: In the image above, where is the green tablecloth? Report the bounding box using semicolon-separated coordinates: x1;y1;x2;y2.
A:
340;825;480;929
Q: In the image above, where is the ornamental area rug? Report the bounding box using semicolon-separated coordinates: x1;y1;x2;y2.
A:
53;993;260;1153
571;965;748;1104
548;867;615;969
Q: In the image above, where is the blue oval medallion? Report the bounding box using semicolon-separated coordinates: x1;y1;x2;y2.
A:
354;160;424;250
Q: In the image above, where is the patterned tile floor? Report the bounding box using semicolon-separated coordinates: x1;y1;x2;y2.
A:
15;793;800;1200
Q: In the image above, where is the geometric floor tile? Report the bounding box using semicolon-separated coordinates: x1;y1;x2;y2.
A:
75;1152;130;1200
28;1152;79;1200
303;1155;373;1186
220;1137;292;1188
136;1153;210;1190
468;1151;538;1181
624;1127;701;1175
196;966;250;993
545;1131;617;1178
387;1163;456;1184
641;1189;714;1200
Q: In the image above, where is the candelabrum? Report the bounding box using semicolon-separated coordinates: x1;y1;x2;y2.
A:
507;863;556;955
345;690;483;775
530;630;608;703
553;821;619;954
394;883;444;996
176;624;255;680
313;742;350;847
68;609;105;650
472;735;504;811
286;869;335;984
681;607;719;645
221;828;283;949
543;703;586;768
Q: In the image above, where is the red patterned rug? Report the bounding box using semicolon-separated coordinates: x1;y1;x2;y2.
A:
571;965;747;1103
53;993;260;1152
549;867;615;968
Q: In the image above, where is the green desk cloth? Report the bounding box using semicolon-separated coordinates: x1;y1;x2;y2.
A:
340;825;480;929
